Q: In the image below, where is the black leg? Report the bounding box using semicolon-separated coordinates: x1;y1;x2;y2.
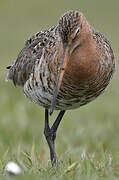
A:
44;109;65;165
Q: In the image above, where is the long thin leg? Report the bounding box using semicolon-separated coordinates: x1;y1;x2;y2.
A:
44;109;58;164
51;110;65;132
44;109;65;165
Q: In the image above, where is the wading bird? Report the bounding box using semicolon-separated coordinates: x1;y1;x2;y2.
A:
6;10;115;165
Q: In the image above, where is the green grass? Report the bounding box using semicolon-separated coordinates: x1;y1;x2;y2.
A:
0;0;119;179
1;79;119;179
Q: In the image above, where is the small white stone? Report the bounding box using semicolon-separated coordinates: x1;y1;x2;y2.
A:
5;162;21;175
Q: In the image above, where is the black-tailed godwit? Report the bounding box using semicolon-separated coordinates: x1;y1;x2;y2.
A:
6;10;115;165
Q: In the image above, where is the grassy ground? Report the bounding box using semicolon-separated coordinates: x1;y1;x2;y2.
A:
0;0;119;179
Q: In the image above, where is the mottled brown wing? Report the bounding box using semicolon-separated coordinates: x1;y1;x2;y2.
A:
6;27;58;87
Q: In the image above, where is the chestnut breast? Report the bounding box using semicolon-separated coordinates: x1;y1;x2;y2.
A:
65;40;99;82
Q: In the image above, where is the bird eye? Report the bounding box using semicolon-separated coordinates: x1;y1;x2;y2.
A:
75;28;80;36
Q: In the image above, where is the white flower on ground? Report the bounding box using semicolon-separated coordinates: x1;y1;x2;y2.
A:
5;161;21;175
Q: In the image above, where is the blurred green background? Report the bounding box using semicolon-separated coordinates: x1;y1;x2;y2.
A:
0;0;119;178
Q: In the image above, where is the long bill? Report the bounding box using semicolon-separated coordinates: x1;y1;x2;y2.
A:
49;43;69;115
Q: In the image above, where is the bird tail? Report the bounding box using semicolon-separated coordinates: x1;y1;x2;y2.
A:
5;60;16;83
